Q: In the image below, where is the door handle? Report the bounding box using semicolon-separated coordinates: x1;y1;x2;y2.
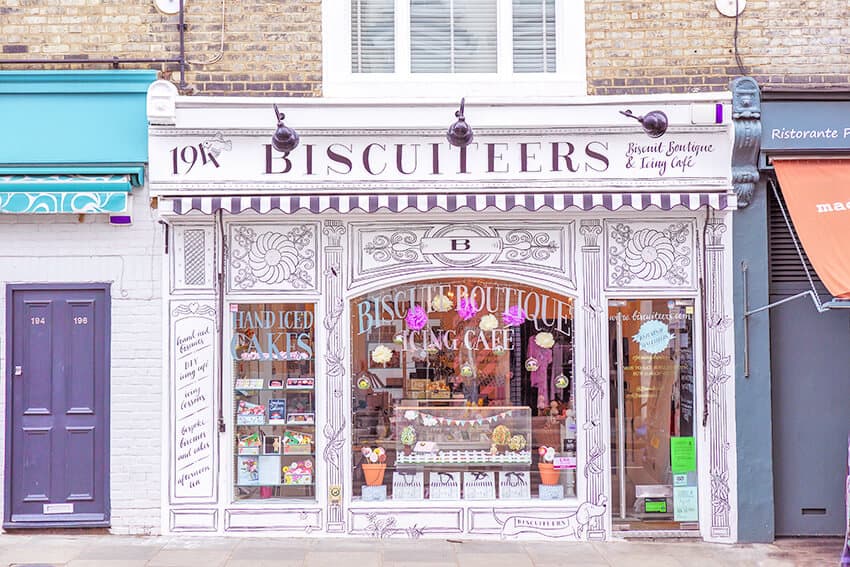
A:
14;366;22;376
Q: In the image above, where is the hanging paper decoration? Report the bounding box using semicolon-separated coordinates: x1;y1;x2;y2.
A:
535;332;555;348
405;304;428;330
371;345;393;365
393;333;405;344
493;345;507;356
412;409;515;427
431;294;453;312
460;364;474;377
525;357;540;372
457;297;479;321
555;374;569;389
479;314;499;331
502;305;526;327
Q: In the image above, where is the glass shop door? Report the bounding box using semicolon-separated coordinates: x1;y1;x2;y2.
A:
609;299;699;530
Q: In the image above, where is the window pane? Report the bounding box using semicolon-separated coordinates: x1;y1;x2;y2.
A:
351;0;395;73
411;0;497;73
351;278;576;501
513;0;556;73
232;303;316;501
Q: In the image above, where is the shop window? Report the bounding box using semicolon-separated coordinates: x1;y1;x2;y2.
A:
231;303;316;501
324;0;586;98
351;278;576;502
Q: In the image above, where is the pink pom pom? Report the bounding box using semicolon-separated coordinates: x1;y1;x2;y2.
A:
457;297;479;321
405;305;428;330
502;305;526;327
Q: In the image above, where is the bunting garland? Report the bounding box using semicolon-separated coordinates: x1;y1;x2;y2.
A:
404;409;514;428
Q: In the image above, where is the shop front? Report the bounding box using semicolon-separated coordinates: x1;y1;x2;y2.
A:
149;82;738;541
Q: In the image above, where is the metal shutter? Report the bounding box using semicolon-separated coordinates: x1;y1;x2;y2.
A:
768;178;826;296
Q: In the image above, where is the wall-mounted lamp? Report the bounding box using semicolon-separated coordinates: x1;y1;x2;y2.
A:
446;98;474;148
271;104;300;156
619;109;668;138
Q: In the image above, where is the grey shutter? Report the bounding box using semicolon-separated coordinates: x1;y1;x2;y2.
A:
351;0;395;73
513;0;556;73
769;180;825;296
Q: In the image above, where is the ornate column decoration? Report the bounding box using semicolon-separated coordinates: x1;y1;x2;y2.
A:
578;219;609;540
322;220;347;532
730;77;762;208
704;216;735;540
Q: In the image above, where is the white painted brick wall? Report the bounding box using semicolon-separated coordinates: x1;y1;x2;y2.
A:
0;186;163;535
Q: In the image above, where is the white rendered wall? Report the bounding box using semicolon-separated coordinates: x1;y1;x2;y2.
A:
0;185;163;535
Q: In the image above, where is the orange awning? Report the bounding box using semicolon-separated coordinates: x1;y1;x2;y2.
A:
773;159;850;298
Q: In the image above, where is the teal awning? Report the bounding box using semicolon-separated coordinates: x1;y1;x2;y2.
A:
0;167;142;214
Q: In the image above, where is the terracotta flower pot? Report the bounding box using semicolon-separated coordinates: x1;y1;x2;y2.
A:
362;463;386;486
538;462;560;486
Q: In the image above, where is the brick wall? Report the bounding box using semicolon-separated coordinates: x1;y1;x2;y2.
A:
0;188;163;534
585;0;850;95
0;0;322;97
3;0;848;97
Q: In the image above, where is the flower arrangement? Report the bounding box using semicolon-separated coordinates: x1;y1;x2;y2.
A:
502;306;526;327
535;332;555;349
509;434;527;451
457;297;479;321
405;305;428;330
400;425;417;454
431;294;453;312
361;446;387;464
478;313;499;331
491;425;511;446
537;445;560;485
360;446;386;486
371;344;394;365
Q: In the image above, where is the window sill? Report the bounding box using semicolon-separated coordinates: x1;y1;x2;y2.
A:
323;77;587;101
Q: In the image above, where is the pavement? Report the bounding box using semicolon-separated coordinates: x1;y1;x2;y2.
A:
0;533;842;567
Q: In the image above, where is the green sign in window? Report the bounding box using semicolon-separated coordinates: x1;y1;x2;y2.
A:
645;499;668;513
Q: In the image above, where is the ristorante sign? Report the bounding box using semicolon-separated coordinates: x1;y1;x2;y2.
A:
148;131;730;187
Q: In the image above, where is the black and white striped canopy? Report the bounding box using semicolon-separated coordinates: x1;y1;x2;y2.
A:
164;191;735;215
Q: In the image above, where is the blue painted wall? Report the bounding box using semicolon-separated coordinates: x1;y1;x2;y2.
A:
0;70;157;166
733;181;775;542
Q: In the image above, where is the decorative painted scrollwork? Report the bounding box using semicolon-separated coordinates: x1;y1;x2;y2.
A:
364;231;421;263
230;224;316;290
500;230;559;261
608;222;692;287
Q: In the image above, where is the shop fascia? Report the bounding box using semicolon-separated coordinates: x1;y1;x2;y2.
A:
147;92;732;190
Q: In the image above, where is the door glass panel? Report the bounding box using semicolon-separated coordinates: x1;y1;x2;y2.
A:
609;299;697;529
231;303;316;502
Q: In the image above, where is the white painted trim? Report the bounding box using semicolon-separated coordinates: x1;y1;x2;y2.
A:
322;0;588;99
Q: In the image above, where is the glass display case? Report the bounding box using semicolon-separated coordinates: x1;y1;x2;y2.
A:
231;302;316;501
394;406;532;466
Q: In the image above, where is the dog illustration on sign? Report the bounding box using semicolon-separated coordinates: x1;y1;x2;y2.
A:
495;496;607;540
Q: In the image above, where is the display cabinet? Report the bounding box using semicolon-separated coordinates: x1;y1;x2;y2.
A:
232;303;316;501
394;406;532;466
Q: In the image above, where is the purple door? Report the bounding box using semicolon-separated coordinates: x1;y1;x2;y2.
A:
4;284;110;527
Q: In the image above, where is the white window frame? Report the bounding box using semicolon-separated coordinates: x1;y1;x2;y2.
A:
323;0;587;100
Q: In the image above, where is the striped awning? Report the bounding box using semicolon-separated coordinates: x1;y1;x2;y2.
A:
164;191;736;215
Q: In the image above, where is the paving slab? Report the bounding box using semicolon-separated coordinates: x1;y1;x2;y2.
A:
453;552;533;567
147;548;233;567
304;550;382;567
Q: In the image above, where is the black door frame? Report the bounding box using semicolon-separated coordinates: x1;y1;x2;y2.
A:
4;282;111;528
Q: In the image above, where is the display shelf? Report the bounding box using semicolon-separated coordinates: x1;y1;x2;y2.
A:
394;406;532;468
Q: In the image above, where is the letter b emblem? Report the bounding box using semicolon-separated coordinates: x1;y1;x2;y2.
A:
451;238;471;251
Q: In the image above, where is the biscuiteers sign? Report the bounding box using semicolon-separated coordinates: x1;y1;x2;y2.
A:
149;131;729;186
